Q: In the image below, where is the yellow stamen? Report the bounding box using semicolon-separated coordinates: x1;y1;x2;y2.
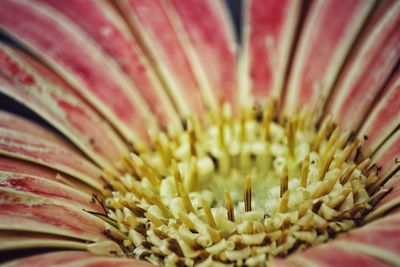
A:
224;190;235;222
244;175;252;212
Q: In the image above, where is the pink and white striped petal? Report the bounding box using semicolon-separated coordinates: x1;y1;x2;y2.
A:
38;0;179;129
240;0;301;107
0;128;105;192
116;0;206;117
372;130;400;181
269;259;299;267
0;156;98;197
363;131;400;221
359;68;400;156
0;0;156;142
284;0;374;116
0;171;103;212
167;0;238;111
331;213;400;266
284;243;390;267
0;110;71;149
0;45;128;171
2;251;152;267
0;231;88;252
368;174;400;221
0;189;112;242
327;1;400;130
2;251;91;267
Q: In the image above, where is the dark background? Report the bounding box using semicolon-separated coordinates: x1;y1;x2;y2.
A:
225;0;242;41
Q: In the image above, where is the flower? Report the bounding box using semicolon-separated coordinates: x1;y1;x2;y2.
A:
0;0;399;266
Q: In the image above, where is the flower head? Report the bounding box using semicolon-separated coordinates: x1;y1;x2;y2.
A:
0;0;399;266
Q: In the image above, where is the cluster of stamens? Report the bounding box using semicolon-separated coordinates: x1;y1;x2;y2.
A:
103;103;381;266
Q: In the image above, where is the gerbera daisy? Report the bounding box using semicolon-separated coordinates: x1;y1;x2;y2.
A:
0;0;399;266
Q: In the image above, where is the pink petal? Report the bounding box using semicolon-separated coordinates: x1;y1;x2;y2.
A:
38;0;179;129
117;0;206;117
168;0;238;110
0;0;156;141
0;156;98;196
0;45;128;170
330;213;400;266
290;244;389;267
372;130;400;180
0;189;110;241
241;0;301;105
284;0;374;115
359;68;400;156
2;251;152;267
0;171;102;212
0;110;71;149
327;1;400;130
0;231;88;252
0;128;105;192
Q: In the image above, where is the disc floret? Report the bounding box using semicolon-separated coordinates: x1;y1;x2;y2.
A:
105;103;377;266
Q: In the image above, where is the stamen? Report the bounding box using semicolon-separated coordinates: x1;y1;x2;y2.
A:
178;183;195;214
280;166;288;197
224;190;235;222
179;211;196;230
244;175;252;212
339;164;357;184
300;154;310;187
201;198;217;228
172;160;183;191
316;147;336;181
145;212;165;227
187;156;198;192
279;191;289;213
312;115;332;151
262;104;272;142
287;120;296;159
146;192;173;219
103;103;376;265
334;139;360;168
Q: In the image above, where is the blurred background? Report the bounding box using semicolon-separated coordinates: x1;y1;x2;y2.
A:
225;0;242;41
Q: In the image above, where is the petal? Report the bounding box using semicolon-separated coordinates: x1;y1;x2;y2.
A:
0;171;102;212
0;156;97;196
167;0;238;110
330;213;400;266
0;44;128;170
2;251;152;267
327;0;400;130
0;0;156;141
284;244;390;267
0;189;111;241
38;0;179;129
0;110;71;149
284;0;375;115
240;0;301;105
370;174;400;219
372;130;400;181
116;0;206;117
365;132;400;221
0;127;105;192
0;231;88;252
359;68;400;156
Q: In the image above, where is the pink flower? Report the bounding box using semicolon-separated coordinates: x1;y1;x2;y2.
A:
0;0;399;266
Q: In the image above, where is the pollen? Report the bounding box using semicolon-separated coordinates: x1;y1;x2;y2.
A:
104;102;379;266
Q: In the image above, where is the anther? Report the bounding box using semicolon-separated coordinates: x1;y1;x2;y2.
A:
201;198;217;228
244;175;252;212
224;190;235;222
300;154;310;188
280;167;288;197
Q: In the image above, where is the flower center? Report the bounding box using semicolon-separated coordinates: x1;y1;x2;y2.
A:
105;102;377;266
